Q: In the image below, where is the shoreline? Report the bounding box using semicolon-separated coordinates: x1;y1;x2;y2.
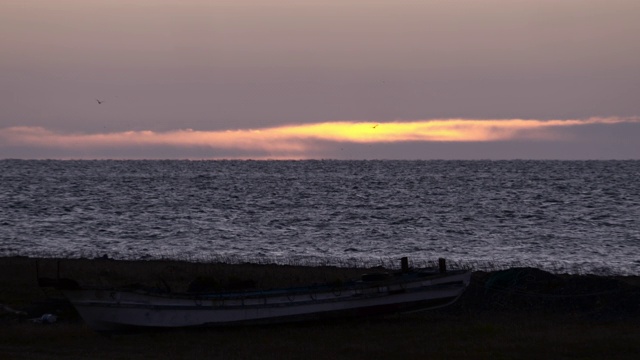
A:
3;256;639;319
1;256;410;316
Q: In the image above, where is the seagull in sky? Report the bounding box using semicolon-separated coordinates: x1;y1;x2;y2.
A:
96;99;104;104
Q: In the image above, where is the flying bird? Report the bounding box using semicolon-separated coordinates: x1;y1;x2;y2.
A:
96;99;104;104
372;124;379;129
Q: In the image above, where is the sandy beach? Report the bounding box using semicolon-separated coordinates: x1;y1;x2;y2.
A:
1;256;639;359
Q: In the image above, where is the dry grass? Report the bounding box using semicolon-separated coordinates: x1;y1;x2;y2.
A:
30;257;371;292
2;313;639;360
1;256;639;359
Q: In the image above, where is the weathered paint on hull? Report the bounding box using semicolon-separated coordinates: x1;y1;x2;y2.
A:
63;270;471;332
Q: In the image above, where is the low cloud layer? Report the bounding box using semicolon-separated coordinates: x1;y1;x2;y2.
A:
1;117;638;159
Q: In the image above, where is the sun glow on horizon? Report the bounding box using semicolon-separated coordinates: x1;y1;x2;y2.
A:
1;117;638;159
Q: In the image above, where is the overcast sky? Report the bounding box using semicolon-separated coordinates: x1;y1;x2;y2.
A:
2;0;639;159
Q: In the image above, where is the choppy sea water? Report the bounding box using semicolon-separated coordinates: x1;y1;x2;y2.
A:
0;160;638;274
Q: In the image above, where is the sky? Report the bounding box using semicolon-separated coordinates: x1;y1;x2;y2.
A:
1;0;639;160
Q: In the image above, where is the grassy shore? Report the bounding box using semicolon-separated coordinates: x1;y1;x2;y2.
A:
1;256;639;359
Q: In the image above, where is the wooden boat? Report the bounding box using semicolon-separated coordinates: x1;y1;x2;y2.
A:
41;258;471;332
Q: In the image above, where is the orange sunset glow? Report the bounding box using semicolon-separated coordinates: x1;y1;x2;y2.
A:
1;117;637;159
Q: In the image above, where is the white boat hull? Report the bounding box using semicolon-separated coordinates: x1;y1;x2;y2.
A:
62;270;471;332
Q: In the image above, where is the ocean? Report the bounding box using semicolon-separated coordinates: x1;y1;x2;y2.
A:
1;160;638;274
